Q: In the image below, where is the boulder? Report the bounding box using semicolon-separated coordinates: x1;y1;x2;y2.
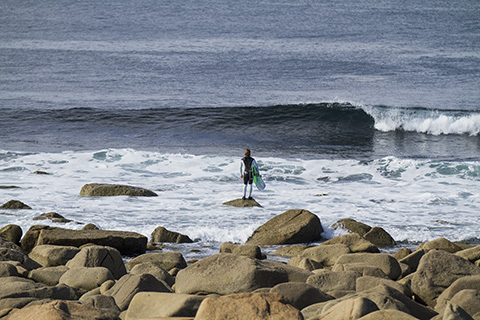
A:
356;276;410;296
417;238;463;253
270;282;333;310
174;253;311;295
104;273;173;311
288;256;323;271
442;303;474;320
22;226;147;255
0;276;80;300
399;249;426;273
125;292;205;319
125;252;187;272
456;245;480;263
28;244;80;267
80;183;157;197
220;242;264;259
315;297;379;320
194;292;303;320
412;250;480;307
151;226;193;243
435;275;480;313
273;245;308;257
322;233;380;253
82;223;100;230
28;265;69;286
79;294;121;313
129;262;175;287
393;248;412;261
307;270;361;292
447;289;480;317
246;209;323;245
0;238;41;270
0;200;31;209
5;300;121;320
299;244;352;267
332;263;389;279
357;309;420;319
363;227;396;247
66;245;127;279
0;297;39;311
334;252;402;280
59;267;115;291
223;198;262;207
331;218;372;236
32;212;72;223
0;224;22;245
0;262;19;277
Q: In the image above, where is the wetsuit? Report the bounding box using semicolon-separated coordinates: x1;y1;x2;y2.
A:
240;156;257;199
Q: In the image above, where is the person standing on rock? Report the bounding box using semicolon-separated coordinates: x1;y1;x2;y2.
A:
240;148;257;200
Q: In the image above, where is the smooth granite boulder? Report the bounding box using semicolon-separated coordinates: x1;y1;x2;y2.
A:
28;244;80;267
175;253;311;295
0;224;22;245
363;227;396;247
331;218;372;236
270;282;333;310
59;267;115;291
357;309;420;320
307;270;361;292
435;275;480;314
0;200;31;209
322;233;380;253
334;252;402;280
246;209;323;245
80;183;157;197
151;226;193;243
125;252;187;272
28;265;69;286
417;238;463;253
412;250;480;307
129;262;175;287
299;244;352;267
315;297;379;320
223;198;262;207
194;292;303;320
0;238;41;270
66;245;127;279
220;242;265;259
456;245;480;263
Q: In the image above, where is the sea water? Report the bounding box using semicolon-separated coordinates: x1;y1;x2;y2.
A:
1;0;479;259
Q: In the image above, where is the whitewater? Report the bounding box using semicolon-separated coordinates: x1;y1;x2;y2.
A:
1;148;479;259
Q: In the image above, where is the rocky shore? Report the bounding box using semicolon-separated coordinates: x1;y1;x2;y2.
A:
1;195;480;319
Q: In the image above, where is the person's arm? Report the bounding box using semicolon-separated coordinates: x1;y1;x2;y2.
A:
240;160;244;178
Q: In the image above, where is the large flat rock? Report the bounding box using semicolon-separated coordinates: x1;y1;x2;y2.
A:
80;183;157;197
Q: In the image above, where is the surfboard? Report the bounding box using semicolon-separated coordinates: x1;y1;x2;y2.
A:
252;164;266;190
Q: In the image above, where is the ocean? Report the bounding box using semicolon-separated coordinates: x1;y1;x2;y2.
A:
1;0;479;259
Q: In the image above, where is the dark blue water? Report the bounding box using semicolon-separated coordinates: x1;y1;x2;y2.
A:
1;0;479;159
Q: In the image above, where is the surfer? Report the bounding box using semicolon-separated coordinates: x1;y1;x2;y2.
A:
240;148;257;200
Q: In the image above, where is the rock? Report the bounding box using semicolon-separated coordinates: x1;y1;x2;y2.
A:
417;238;464;253
442;303;474;320
316;297;379;320
299;244;352;267
436;275;480;313
80;183;157;197
0;185;20;189
129;262;175;287
174;253;311;295
393;248;413;260
412;250;480;307
363;227;396;247
399;249;426;273
270;282;333;310
151;226;193;243
104;273;173;311
32;212;72;223
0;297;39;311
0;276;80;300
307;270;361;292
125;252;187;272
0;238;41;270
334;252;402;280
28;244;80;267
322;233;380;253
246;209;323;245
456;245;480;263
82;223;100;230
0;224;22;245
59;267;115;291
0;262;19;277
219;242;264;259
331;218;372;236
273;245;308;257
194;292;303;320
33;170;49;174
332;263;389;279
356;276;410;297
0;200;31;209
357;309;420;319
22;226;147;255
125;292;205;319
447;289;480;317
79;294;121;312
6;300;121;320
66;245;127;279
28;265;69;286
222;198;262;207
288;256;323;271
100;280;116;294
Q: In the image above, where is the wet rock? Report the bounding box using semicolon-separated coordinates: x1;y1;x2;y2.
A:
82;223;100;230
32;212;72;223
151;226;193;244
412;249;480;307
80;183;157;197
222;198;262;207
332;218;372;236
0;224;22;245
33;170;49;175
194;292;303;320
363;226;396;247
246;209;323;245
0;200;31;209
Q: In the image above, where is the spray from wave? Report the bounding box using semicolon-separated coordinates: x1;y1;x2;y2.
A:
362;105;480;136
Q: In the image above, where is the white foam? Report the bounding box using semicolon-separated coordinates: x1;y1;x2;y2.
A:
1;149;479;251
